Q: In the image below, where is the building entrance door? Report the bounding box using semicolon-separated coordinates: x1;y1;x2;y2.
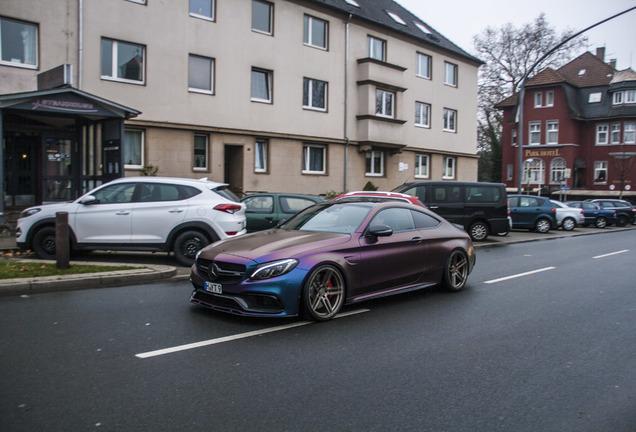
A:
43;135;76;202
4;133;39;207
224;145;244;197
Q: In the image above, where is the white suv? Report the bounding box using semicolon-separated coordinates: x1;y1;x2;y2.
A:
16;177;246;266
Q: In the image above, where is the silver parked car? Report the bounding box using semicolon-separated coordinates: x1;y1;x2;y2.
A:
551;200;585;231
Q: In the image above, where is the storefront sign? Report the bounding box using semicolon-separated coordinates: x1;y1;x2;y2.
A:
525;148;561;158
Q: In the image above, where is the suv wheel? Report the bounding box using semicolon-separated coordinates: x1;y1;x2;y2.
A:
468;222;489;241
534;218;551;233
173;230;210;266
32;226;57;260
616;214;628;227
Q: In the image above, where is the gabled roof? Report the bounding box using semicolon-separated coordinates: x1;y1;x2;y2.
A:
307;0;483;65
555;51;615;88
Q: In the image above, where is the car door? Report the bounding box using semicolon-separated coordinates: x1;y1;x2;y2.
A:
427;185;464;226
130;182;188;243
509;196;539;228
355;207;429;297
243;194;275;232
72;182;136;243
278;196;319;223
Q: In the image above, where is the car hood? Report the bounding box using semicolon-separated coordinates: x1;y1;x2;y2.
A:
201;229;351;263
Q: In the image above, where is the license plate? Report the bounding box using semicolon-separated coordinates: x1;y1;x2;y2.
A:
204;281;222;294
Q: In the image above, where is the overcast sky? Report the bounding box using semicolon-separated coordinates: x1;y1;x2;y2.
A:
395;0;636;70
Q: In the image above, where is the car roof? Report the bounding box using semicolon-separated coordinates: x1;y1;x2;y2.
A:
108;176;228;189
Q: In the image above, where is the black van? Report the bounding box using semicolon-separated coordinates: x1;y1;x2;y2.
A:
392;181;509;241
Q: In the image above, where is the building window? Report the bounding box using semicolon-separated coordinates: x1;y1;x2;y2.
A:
507;164;513;181
596;124;609;145
304;15;327;49
0;17;38;68
365;151;384;176
252;0;273;35
443;108;457;132
550;158;566;184
376;89;395;118
625;122;636;144
188;54;214;94
255;140;268;172
415;153;430;178
529;122;541;145
124;129;144;168
193;134;209;170
101;38;144;84
545;91;554;107
626;90;636;104
303;78;327;111
442;157;456;179
594;161;608;184
610;123;621;144
511;129;517;146
190;0;214;20
444;62;457;87
416;52;431;79
251;68;272;103
523;159;545;184
302;144;326;174
415;102;430;128
613;92;623;105
547;121;558;144
589;92;602;103
367;36;385;61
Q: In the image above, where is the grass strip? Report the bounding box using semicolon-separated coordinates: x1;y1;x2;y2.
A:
0;261;137;280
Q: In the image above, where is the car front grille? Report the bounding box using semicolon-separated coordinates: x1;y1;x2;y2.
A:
190;290;284;315
196;258;246;283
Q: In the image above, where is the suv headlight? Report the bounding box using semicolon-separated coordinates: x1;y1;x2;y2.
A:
19;208;41;218
250;259;298;280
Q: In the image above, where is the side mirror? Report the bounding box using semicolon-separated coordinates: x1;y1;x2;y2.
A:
367;224;393;238
79;195;98;205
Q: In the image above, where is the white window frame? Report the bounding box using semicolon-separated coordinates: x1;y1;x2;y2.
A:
303;78;328;111
613;92;623;105
255;139;268;173
444;62;457;87
101;38;145;84
367;36;385;61
594;161;608;184
252;0;273;35
624;122;636;144
302;144;326;174
376;89;395;118
189;0;214;20
523;159;545;184
251;68;272;103
365;150;384;177
589;92;602;103
507;164;514;181
545;91;554;107
611;123;621;144
415;101;430;128
529;121;541;145
546;121;558;144
0;17;38;69
188;54;214;94
124;128;145;169
415;153;430;178
193;134;209;170
550;158;566;184
416;52;431;79
442;157;456;179
596;124;609;145
534;92;543;108
511;129;517;146
303;15;328;50
626;90;636;104
443;108;457;132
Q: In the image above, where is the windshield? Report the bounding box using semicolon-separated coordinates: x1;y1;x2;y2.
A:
282;202;372;234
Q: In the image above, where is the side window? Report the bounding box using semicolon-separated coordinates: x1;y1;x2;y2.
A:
432;186;461;203
371;208;415;232
138;184;181;202
412;210;440;229
92;183;136;204
401;185;426;203
280;197;316;214
466;186;500;203
508;197;519;207
244;196;274;213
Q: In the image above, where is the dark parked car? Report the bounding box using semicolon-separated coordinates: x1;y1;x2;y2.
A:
242;193;325;232
392;181;509;241
191;199;475;321
586;199;636;226
566;201;616;228
508;195;557;233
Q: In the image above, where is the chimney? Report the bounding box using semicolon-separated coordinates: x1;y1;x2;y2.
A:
596;47;606;62
609;59;617;70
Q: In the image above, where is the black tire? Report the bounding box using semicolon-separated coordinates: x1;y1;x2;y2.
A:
616;214;628;227
534;218;551;233
32;226;57;260
173;230;210;266
302;264;345;321
594;217;607;228
468;221;489;241
561;217;576;231
442;249;469;292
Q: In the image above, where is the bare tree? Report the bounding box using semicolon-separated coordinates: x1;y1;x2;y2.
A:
473;14;587;182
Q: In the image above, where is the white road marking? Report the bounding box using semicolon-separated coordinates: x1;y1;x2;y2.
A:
135;309;370;359
593;250;629;259
484;267;555;284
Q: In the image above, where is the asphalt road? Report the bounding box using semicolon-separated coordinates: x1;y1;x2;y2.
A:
1;230;635;432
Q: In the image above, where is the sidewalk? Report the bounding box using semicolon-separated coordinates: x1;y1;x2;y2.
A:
1;225;632;297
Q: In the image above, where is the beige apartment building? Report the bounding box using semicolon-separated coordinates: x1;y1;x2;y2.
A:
1;0;481;212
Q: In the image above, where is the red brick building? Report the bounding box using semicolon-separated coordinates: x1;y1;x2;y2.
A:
496;48;636;200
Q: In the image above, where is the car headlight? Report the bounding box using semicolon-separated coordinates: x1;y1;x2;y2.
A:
250;259;299;280
19;208;41;218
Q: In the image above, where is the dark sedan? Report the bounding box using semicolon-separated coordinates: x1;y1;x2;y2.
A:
191;199;475;321
566;201;616;228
